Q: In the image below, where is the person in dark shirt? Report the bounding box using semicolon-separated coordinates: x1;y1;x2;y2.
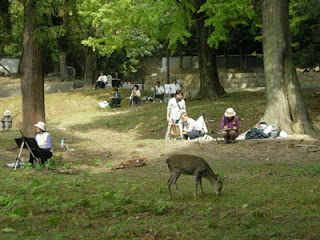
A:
110;88;122;108
112;70;122;88
221;108;239;144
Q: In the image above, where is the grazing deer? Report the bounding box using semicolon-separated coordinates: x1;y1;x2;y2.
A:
166;155;223;200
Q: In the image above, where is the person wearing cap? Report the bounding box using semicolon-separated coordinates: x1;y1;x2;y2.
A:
166;90;186;139
181;112;201;140
221;108;239;143
0;110;13;132
29;121;53;164
151;81;165;103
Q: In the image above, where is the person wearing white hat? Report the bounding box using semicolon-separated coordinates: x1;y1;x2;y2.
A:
221;108;239;144
29;121;52;164
0;110;13;132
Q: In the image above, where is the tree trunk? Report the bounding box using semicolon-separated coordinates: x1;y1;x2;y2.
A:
84;47;97;85
262;0;313;134
166;51;170;84
223;46;228;69
19;0;45;137
179;54;183;70
240;48;247;71
59;51;68;81
195;9;226;98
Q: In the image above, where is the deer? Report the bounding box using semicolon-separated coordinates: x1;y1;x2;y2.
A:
166;154;223;200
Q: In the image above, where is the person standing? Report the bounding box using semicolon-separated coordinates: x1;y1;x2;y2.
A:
29;121;53;164
0;110;13;132
221;108;239;144
166;90;186;139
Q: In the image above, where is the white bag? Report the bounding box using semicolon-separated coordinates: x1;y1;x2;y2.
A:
98;101;109;108
195;116;208;134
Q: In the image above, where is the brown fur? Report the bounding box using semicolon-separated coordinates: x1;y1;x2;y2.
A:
166;154;223;200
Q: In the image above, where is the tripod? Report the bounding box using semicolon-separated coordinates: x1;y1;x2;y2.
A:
13;131;39;170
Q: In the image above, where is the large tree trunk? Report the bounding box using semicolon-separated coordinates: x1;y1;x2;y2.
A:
19;0;45;137
195;14;226;98
262;0;313;134
84;47;97;85
59;51;69;81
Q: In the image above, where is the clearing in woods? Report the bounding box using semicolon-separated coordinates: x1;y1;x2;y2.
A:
0;87;319;239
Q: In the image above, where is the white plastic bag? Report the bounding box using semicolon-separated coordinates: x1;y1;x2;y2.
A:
98;101;109;108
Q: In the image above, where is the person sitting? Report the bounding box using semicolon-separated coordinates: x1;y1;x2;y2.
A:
151;81;165;103
130;84;141;106
94;71;108;89
221;108;239;144
0;110;13;132
181;112;202;140
171;80;182;98
112;70;122;88
110;88;122;108
29;121;53;164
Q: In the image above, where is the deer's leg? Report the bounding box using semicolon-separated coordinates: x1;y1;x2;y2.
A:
199;177;204;195
173;172;183;199
194;175;201;198
167;174;175;200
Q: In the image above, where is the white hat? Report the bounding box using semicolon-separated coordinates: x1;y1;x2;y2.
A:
34;121;46;131
4;110;11;116
224;108;236;117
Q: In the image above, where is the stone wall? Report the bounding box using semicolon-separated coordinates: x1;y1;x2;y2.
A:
145;71;320;97
0;57;19;74
0;82;75;98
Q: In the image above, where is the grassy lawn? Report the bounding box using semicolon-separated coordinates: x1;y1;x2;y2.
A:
0;87;319;239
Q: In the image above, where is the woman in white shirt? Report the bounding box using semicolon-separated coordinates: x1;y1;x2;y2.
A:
130;85;141;106
94;71;107;89
29;121;53;164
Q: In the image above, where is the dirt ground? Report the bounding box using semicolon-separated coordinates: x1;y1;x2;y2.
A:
1;129;319;174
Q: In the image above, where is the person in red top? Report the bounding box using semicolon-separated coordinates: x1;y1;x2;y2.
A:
221;108;239;144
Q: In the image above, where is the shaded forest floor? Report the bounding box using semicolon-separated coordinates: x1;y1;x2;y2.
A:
0;88;319;239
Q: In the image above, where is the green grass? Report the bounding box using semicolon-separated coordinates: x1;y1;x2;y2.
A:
0;88;319;239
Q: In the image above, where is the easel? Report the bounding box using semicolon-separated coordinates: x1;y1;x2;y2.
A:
14;130;39;170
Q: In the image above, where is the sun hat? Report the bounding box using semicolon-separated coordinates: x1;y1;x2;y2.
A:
224;108;236;117
4;110;11;116
34;121;46;131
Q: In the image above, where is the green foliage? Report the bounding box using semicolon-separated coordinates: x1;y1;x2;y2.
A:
64;162;73;169
89;158;101;167
201;0;254;48
106;162;113;168
290;0;320;67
